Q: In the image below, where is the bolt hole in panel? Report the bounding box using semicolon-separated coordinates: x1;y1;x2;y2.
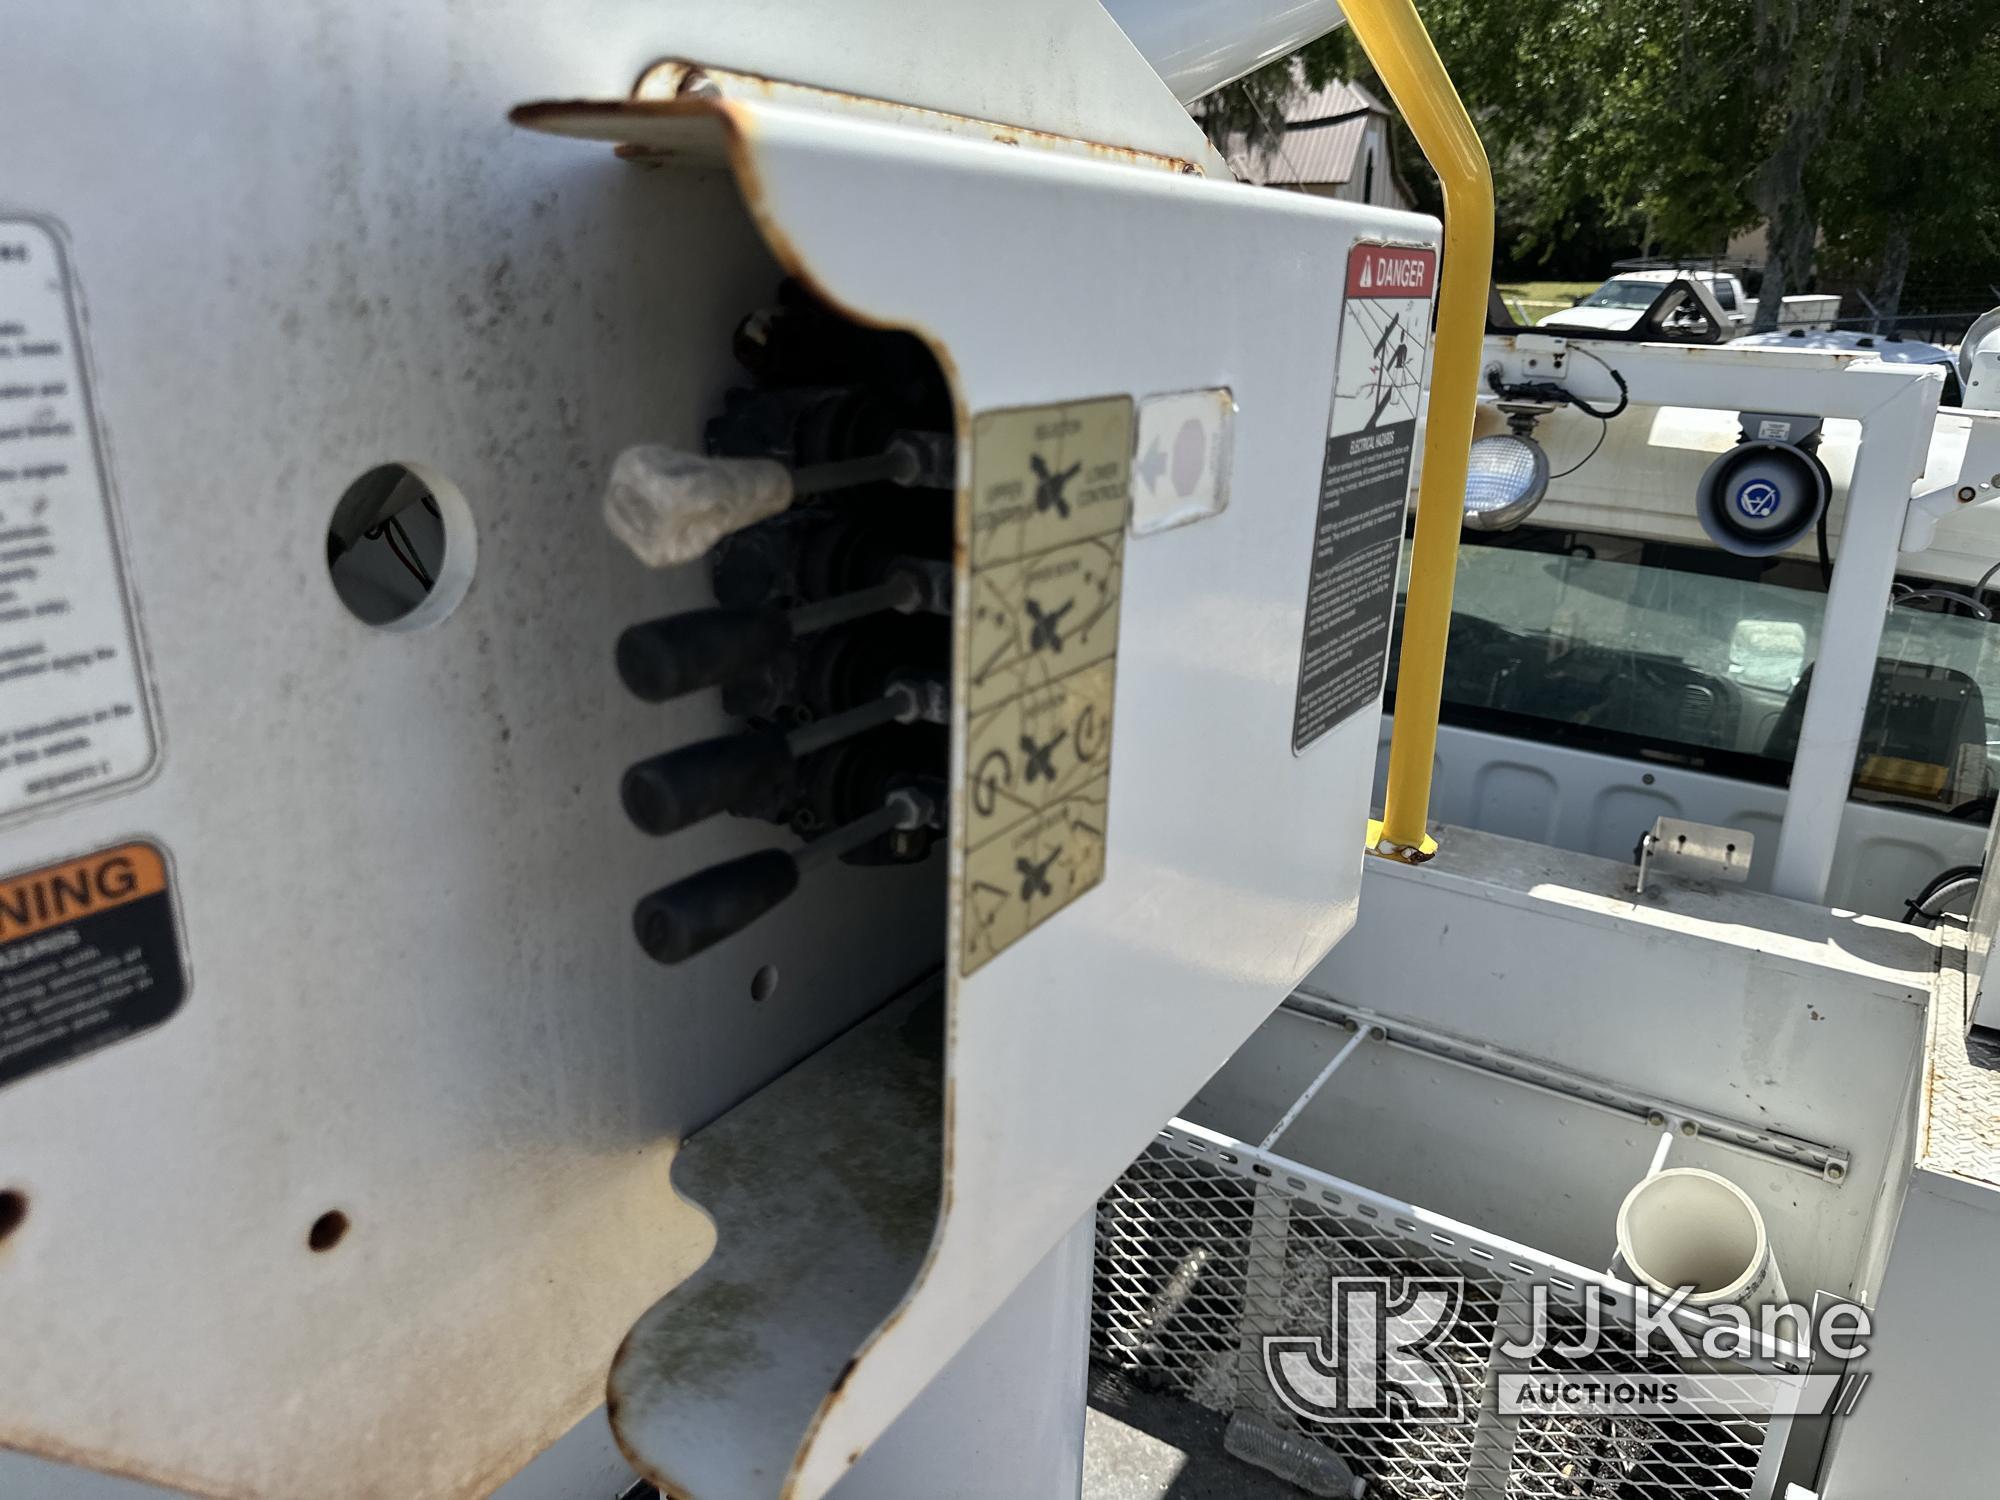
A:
513;68;1440;1500
0;1188;26;1243
324;462;478;631
307;1209;351;1254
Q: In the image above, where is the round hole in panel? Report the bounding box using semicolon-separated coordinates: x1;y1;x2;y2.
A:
325;462;476;629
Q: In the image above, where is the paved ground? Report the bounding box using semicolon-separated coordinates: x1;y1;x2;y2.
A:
0;1366;1303;1500
1084;1366;1305;1500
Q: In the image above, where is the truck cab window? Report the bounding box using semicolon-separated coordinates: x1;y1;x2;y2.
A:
1387;526;2000;818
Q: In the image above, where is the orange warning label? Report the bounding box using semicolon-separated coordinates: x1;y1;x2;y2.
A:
0;842;167;945
0;839;184;1091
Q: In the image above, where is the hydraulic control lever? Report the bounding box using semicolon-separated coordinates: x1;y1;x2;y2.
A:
603;432;952;568
622;675;947;836
633;786;941;964
615;558;950;704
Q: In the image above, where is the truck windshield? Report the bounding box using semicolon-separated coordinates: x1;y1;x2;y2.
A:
1389;527;2000;818
1582;280;1664;309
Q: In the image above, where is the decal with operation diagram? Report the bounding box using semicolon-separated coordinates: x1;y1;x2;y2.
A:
0;841;186;1090
0;216;157;820
1292;241;1437;753
961;396;1129;975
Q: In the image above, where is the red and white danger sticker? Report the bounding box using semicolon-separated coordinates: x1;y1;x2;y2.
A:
1345;244;1438;299
1328;241;1438;439
1291;239;1441;754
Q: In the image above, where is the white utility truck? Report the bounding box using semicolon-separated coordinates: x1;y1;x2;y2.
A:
1541;270;1844;337
1540;269;1758;335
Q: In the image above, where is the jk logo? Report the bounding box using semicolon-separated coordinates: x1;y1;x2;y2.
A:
1264;1277;1469;1424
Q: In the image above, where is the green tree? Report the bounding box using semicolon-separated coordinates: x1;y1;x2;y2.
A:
1412;0;1764;286
1206;1;2000;323
1814;0;2000;322
1741;0;1860;327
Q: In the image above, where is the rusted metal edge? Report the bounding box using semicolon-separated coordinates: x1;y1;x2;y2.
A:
713;106;972;1495
512;57;1203;177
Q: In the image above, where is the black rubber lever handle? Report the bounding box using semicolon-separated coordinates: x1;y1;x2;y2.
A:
633;849;800;965
615;607;793;704
622;728;793;836
631;791;931;965
617;572;932;705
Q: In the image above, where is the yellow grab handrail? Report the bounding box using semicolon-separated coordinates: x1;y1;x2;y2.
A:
1340;0;1494;862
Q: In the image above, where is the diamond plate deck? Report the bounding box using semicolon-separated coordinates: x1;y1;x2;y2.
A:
1916;926;2000;1187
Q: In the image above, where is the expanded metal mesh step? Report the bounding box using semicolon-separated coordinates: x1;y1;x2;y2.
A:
1092;1124;1793;1500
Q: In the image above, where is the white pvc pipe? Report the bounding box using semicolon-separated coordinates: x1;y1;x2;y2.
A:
1614;1168;1788;1310
1099;0;1349;104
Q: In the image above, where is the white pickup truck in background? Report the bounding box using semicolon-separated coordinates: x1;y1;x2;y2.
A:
1537;267;1841;334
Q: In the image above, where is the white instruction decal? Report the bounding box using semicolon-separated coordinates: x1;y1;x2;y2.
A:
0;216;155;819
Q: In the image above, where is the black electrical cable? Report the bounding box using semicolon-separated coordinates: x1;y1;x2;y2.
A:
365;516;433;591
1891;587;1991;619
384;518;434;590
1975;555;2000;611
1904;864;1983;926
1550;420;1609;481
1567;346;1631;419
1489;349;1629;484
1487;350;1631;421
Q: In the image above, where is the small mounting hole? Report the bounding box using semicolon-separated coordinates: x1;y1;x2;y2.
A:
0;1189;27;1242
750;964;779;1002
308;1210;350;1252
325;462;476;629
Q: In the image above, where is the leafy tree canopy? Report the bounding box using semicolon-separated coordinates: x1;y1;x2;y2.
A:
1198;1;2000;317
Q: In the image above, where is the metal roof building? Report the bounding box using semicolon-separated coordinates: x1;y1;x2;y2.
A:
1220;80;1414;211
